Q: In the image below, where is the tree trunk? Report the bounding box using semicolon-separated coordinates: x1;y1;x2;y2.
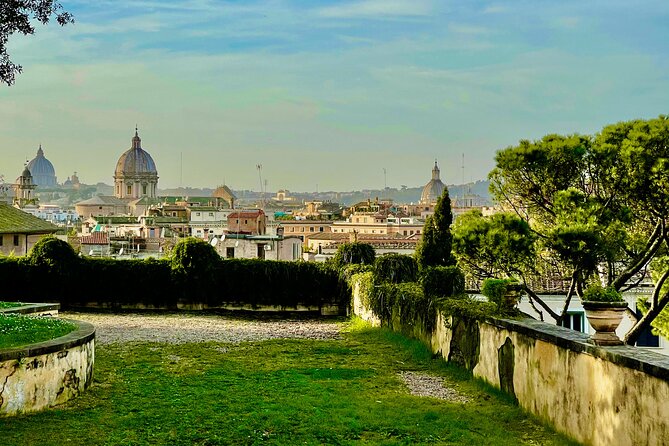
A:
624;292;669;345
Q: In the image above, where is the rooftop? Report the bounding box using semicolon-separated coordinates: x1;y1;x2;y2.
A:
0;204;59;235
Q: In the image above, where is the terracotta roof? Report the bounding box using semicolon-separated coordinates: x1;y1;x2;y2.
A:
0;204;59;235
229;210;264;218
80;232;109;245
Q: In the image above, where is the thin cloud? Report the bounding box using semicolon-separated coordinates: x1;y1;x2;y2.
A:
316;0;433;19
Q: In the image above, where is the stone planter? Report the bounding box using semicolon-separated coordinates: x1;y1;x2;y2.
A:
582;301;628;346
504;283;523;309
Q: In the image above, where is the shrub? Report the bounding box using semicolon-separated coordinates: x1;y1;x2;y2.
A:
582;283;623;302
421;265;465;298
373;254;418;284
170;237;221;275
331;242;375;269
27;235;78;275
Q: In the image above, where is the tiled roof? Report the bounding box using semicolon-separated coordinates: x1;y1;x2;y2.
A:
90;216;139;224
80;232;109;245
229;210;264;218
0;204;59;234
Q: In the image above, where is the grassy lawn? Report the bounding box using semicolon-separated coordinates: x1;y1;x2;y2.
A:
0;314;77;349
0;319;577;445
0;301;23;310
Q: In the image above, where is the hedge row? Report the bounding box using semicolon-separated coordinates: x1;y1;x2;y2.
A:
0;238;347;311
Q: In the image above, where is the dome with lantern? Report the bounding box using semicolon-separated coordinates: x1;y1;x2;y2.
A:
26;145;57;187
113;128;159;199
420;160;446;204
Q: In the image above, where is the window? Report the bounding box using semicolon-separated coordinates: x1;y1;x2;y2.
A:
226;247;235;258
560;312;584;332
0;236;3;246
127;185;132;195
142;185;147;195
244;219;248;224
209;212;214;217
310;227;314;232
319;227;324;232
196;212;201;216
13;235;19;246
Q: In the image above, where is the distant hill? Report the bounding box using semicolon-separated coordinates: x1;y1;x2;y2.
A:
157;181;492;207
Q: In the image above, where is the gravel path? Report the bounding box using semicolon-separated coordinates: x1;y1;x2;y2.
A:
63;312;342;345
399;371;470;403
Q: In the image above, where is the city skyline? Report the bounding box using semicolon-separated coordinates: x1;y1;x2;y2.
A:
1;1;668;190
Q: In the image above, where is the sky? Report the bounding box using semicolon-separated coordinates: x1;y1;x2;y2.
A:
1;0;668;192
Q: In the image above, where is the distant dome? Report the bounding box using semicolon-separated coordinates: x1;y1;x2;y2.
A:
26;145;57;187
21;166;32;179
420;160;446;204
113;129;159;200
115;130;158;177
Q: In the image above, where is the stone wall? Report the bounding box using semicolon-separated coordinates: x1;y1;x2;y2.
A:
0;303;60;317
0;320;95;416
352;283;669;446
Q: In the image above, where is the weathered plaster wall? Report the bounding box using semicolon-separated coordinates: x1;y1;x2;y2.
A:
352;284;669;446
0;320;95;417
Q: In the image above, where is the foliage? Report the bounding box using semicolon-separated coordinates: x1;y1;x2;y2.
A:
0;314;76;349
340;263;373;282
581;284;624;303
485;116;669;340
480;278;522;314
415;188;456;269
420;265;465;298
0;247;347;311
170;237;220;276
452;210;536;281
331;242;375;269
27;235;78;275
1;0;73;85
373;253;418;284
437;295;498;322
0;322;575;445
0;301;23;309
481;279;511;306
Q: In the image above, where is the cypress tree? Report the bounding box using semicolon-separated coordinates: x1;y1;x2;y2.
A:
416;188;455;268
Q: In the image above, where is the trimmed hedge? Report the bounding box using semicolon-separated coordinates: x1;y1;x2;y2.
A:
373;254;418;284
420;266;465;298
0;237;348;311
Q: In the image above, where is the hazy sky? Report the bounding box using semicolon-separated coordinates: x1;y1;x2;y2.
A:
1;0;668;191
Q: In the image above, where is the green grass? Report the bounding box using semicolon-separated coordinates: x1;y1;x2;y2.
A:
0;314;77;349
0;318;578;445
0;301;23;309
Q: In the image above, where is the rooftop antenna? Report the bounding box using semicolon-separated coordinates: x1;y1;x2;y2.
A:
461;153;466;200
256;164;264;209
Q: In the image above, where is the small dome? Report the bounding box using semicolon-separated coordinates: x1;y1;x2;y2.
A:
420;160;446;204
114;130;158;177
26;145;57;187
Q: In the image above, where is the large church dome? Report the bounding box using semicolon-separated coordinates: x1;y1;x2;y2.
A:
420;160;446;204
26;146;57;187
113;129;159;200
115;130;157;176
